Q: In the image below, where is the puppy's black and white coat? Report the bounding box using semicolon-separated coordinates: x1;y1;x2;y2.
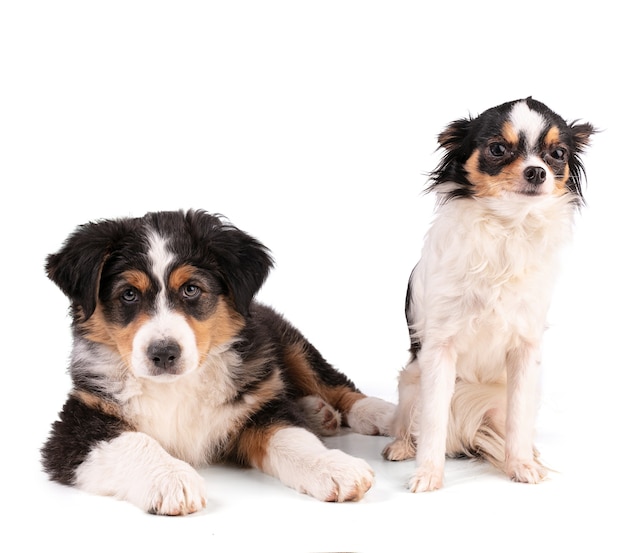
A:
383;98;595;491
42;209;394;514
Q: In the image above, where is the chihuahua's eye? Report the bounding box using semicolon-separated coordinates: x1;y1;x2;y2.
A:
550;147;567;161
489;143;507;157
182;283;201;300
121;288;139;303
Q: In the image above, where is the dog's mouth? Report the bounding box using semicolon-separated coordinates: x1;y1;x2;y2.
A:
517;186;544;197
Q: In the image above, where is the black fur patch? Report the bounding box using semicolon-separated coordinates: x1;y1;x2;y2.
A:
41;395;129;485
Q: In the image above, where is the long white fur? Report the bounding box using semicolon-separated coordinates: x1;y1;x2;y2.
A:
391;192;575;491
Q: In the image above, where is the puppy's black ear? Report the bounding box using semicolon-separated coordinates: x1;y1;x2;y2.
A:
185;210;274;317
46;218;136;320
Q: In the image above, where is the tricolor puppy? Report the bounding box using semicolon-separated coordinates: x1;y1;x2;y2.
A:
42;209;394;514
383;98;595;491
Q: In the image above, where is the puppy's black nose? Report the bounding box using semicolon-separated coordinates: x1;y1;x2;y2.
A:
147;340;181;373
524;166;547;185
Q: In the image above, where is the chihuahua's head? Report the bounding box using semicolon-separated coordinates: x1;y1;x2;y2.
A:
428;98;595;204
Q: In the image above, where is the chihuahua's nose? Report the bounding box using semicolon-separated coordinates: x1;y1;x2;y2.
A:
524;166;547;185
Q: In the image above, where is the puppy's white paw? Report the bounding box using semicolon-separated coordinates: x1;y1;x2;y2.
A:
346;397;396;436
382;436;416;461
305;450;374;502
408;462;444;493
297;395;341;436
146;461;208;516
506;458;547;484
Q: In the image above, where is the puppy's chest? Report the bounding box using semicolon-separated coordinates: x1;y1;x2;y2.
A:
124;371;250;466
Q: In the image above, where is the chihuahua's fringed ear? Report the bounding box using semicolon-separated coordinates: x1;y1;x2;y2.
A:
571;121;596;152
46;218;137;321
437;117;473;152
184;210;274;317
566;121;597;203
427;116;476;199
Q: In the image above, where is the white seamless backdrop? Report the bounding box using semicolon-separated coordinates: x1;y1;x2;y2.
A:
1;2;623;552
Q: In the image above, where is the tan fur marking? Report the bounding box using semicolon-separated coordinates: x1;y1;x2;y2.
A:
81;304;151;364
248;368;285;408
224;370;286;467
283;343;322;396
465;151;526;197
544;126;560;146
501;121;519;146
189;298;245;362
283;343;366;420
72;389;131;425
324;386;366;419
109;313;153;363
80;303;116;345
169;265;196;291
236;423;287;469
543;127;570;196
552;165;570;195
122;270;151;293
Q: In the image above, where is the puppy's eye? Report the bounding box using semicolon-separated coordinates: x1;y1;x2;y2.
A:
550;147;567;161
489;143;507;157
121;288;139;303
182;284;201;300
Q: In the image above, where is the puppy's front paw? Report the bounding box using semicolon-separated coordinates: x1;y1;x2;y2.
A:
147;461;207;516
382;437;416;461
408;462;444;493
506;458;547;484
346;397;396;436
306;450;374;502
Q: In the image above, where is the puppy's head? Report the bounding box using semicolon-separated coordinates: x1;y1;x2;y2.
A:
429;97;595;203
47;209;273;380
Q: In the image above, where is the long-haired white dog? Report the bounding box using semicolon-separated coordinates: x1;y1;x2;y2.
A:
383;98;595;491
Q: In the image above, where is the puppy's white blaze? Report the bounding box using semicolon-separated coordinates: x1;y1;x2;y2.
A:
130;311;199;378
147;231;174;313
74;432;207;514
262;427;374;501
509;100;546;150
147;231;174;288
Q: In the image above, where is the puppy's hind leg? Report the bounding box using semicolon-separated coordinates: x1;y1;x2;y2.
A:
281;334;395;436
345;394;396;437
297;395;342;436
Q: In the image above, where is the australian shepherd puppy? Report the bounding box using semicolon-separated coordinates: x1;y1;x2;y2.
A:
383;98;595;492
41;209;395;514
